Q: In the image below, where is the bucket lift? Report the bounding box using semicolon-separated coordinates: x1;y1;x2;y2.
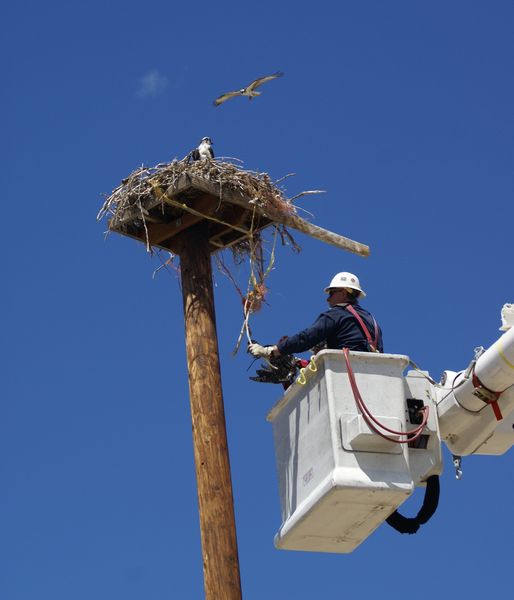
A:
266;305;514;554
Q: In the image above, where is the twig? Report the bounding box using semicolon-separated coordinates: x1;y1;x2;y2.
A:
152;251;178;279
289;190;326;202
274;173;296;185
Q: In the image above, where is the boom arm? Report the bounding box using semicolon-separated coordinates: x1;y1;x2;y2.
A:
435;312;514;456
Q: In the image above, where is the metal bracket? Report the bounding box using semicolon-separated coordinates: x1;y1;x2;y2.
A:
463;346;485;380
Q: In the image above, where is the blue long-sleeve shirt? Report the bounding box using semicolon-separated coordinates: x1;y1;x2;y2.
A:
276;303;383;355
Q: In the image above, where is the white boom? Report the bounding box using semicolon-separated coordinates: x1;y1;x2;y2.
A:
436;310;514;456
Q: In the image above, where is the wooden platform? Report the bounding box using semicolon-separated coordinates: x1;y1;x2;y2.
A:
108;171;370;257
108;174;274;254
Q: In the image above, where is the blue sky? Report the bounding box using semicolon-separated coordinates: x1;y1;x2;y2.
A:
2;1;513;598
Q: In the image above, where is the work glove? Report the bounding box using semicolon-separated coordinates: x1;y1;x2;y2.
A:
248;343;277;358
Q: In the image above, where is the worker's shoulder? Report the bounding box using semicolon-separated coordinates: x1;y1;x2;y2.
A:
323;305;350;320
330;303;373;318
328;303;353;312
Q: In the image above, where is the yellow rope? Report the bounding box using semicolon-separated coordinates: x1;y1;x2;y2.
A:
296;356;317;385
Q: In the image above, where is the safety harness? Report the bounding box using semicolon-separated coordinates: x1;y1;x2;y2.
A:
343;303;379;352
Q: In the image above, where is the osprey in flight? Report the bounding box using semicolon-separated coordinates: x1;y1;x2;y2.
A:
213;72;284;107
191;137;214;161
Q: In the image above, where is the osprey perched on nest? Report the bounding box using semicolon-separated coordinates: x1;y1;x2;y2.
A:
213;72;284;107
190;137;214;161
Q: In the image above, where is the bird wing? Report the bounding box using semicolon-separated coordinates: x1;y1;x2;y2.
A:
246;71;284;92
213;90;242;106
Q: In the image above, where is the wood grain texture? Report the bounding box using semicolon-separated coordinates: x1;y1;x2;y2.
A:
177;223;242;600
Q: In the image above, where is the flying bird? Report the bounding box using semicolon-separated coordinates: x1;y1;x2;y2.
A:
190;137;214;161
213;72;284;107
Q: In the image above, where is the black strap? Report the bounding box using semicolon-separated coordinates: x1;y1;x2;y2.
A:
386;475;440;535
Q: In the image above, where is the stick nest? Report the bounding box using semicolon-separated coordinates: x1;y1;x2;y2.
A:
97;158;297;226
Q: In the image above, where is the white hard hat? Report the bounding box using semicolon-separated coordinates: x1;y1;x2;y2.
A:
323;272;366;298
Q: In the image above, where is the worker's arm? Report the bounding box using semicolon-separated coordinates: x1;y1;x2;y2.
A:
277;313;337;355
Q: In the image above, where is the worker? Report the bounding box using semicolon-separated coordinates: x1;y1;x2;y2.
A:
248;272;383;360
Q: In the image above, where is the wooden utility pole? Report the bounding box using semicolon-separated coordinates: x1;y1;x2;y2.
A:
176;222;242;600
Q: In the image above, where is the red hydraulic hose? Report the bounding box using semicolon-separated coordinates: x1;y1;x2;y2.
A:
343;348;429;444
